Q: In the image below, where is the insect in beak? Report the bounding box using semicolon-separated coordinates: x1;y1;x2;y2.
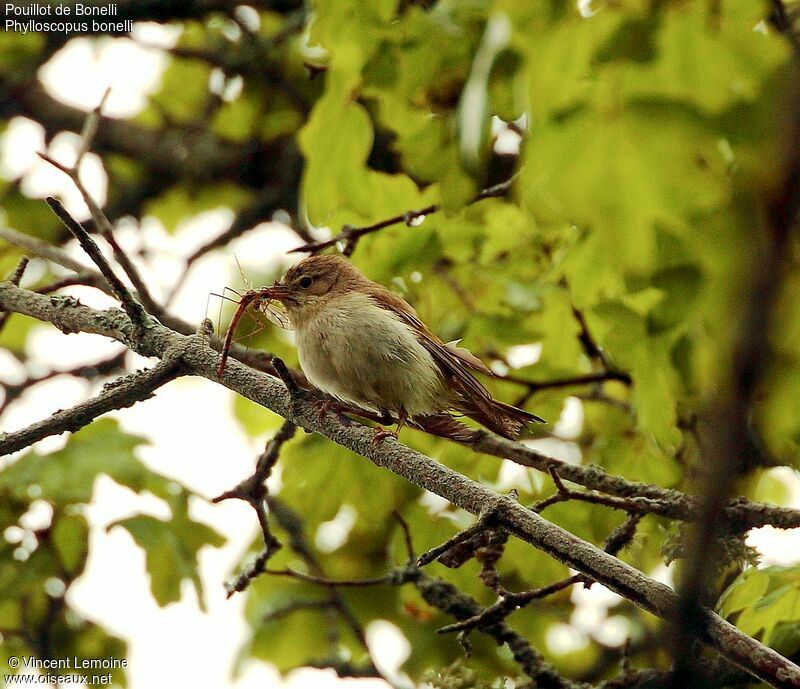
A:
216;283;291;378
258;283;294;302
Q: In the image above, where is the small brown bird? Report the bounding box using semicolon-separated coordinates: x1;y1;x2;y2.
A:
234;254;543;440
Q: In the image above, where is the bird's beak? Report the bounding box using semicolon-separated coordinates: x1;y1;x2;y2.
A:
259;282;294;303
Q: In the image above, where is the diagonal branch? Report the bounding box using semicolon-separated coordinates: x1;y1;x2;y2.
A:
0;349;128;417
0;282;797;689
0;356;184;456
44;197;150;331
212;420;297;596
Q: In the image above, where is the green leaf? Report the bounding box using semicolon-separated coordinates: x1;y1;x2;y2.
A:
522;104;728;285
147;58;213;123
619;1;789;114
111;505;224;608
279;433;417;537
719;566;800;649
0;418;169;505
52;512;90;576
1;190;61;242
588;304;681;448
0;312;40;354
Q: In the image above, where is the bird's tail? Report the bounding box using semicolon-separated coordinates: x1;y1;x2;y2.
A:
461;398;545;440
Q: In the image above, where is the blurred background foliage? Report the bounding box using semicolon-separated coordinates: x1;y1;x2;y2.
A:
1;0;800;686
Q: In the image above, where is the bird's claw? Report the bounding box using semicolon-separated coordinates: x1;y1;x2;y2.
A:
312;397;334;421
312;397;353;426
371;426;397;445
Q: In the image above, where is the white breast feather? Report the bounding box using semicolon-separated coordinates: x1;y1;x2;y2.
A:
294;292;444;416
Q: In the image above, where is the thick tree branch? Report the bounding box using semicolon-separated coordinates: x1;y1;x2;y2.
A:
0;282;797;689
469;432;800;531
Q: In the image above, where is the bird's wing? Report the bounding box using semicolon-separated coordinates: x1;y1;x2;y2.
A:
443;339;493;375
365;286;506;414
365;284;545;437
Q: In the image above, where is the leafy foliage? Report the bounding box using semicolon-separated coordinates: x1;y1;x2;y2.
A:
0;420;224;682
719;566;800;656
1;0;799;686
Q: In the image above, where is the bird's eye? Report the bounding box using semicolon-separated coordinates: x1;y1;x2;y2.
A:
298;276;313;289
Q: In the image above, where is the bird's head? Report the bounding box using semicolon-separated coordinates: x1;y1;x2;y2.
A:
260;254;365;320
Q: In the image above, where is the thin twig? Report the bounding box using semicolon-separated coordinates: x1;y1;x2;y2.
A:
265;496;393;686
44;197;150;331
264;567;394;587
290;175;518;256
34;272;107;294
468;431;800;531
393;510;415;564
37;90;160;315
75;87;110;167
38;154;160;316
438;514;642;636
213;420;297;596
501;369;632;392
0;349;127;417
416;501;506;567
531;466;672;515
0;256;29;335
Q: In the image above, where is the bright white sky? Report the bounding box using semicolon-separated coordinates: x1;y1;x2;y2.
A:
1;19;800;689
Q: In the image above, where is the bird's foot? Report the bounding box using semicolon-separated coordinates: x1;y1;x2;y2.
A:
312;398;353;426
371;426;397;445
312;397;335;421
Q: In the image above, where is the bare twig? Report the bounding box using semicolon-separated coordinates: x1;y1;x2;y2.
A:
0;256;29;335
75;87;110;167
468;431;800;531
437;514;642;636
0;226;99;277
264;496;392;686
262;510;573;687
393;511;416;564
0;349;127;416
264;567;393;587
37;155;159;317
0;226;286;375
44;197;150;331
212;420;297;596
290;175;517;256
501;369;632;393
531;466;673;515
34;272;107;294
